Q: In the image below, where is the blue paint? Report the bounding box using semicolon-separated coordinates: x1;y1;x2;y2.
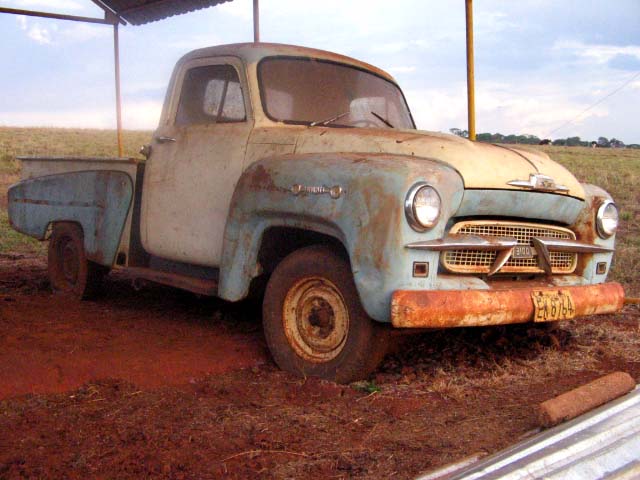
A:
219;153;464;322
8;170;133;266
457;190;584;224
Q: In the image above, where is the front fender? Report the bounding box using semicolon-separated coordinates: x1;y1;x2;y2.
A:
219;153;463;322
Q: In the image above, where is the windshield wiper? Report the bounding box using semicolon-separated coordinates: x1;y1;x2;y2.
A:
371;111;394;129
310;111;350;127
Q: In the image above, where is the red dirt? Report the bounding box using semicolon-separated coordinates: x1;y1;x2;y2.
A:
1;254;639;479
0;256;267;399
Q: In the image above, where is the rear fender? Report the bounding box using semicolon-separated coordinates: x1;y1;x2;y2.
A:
8;170;133;266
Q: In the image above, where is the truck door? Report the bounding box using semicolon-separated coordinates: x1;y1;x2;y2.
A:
141;57;252;267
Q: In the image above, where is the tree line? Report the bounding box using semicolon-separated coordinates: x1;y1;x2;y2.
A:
449;128;639;149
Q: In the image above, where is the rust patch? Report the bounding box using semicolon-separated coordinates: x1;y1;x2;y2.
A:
247;164;287;193
391;282;625;328
351;179;401;273
572;195;604;275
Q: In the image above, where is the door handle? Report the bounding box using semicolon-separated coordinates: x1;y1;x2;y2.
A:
155;135;176;143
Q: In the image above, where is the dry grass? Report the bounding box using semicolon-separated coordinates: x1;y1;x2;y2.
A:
0;126;151;164
377;309;640;400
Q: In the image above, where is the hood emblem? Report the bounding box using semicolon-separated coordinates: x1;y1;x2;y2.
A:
291;184;343;199
507;174;569;193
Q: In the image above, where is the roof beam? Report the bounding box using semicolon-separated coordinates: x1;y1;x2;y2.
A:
0;6;118;25
89;0;126;24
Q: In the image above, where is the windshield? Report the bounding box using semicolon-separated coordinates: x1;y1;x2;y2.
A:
258;57;415;129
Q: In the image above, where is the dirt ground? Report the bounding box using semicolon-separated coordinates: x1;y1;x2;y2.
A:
1;254;639;479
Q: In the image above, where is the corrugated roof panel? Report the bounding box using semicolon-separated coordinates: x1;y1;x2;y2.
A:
99;0;232;25
418;386;640;480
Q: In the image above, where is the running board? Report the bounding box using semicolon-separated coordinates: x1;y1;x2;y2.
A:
125;267;218;296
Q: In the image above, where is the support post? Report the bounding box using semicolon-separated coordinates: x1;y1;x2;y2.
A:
465;0;476;141
253;0;260;43
113;23;124;157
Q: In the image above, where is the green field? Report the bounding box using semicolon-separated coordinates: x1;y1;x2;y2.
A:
1;127;638;295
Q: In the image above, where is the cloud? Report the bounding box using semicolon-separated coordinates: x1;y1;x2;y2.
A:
0;100;162;130
165;33;227;51
122;100;163;130
14;15;110;45
607;54;640;71
59;23;110;42
0;108;114;129
3;0;84;11
16;16;55;45
388;66;417;74
553;40;640;65
404;84;468;133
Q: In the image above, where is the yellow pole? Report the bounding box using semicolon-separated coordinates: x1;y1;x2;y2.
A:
113;22;124;157
465;0;476;141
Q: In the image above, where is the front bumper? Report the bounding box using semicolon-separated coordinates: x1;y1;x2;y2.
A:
391;282;625;328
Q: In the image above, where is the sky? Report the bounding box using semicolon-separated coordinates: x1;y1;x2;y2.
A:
1;0;639;143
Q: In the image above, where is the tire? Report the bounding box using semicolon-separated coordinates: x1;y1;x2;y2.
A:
48;222;108;300
262;245;388;383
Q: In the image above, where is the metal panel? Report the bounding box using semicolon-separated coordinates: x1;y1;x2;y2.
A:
8;171;134;266
418;386;640;480
98;0;232;25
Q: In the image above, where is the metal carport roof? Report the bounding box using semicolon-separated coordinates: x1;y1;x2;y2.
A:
94;0;233;26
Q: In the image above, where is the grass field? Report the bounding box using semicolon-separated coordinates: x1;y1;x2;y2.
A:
1;127;638;294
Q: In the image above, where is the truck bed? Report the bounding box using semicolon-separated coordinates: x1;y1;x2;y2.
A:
10;156;145;267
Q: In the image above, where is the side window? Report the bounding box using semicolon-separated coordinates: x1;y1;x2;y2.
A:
176;64;246;126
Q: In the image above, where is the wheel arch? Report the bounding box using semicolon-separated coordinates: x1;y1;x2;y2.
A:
218;217;351;302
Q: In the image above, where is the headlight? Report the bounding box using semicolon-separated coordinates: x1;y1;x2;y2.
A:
405;183;441;231
596;200;619;238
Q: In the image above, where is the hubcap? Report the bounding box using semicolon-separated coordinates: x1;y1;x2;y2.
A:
283;277;349;363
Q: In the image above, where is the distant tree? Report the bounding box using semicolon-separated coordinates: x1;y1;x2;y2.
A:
526;134;541;144
552;138;566;146
476;133;492;143
610;138;625;148
566;136;582;146
449;128;469;138
627;144;640;149
597;137;610;148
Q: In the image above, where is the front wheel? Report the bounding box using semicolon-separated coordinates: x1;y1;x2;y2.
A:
48;222;108;300
262;245;388;383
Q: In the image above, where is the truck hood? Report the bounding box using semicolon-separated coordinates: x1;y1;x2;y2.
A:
293;128;585;199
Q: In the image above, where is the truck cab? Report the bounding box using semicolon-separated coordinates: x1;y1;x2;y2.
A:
8;43;624;383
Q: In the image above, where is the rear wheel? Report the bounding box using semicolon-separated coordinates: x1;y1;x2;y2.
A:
48;223;108;300
262;245;388;383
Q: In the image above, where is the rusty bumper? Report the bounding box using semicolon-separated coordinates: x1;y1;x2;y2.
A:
391;282;625;328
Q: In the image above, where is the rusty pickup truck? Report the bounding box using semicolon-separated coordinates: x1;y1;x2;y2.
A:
8;43;624;383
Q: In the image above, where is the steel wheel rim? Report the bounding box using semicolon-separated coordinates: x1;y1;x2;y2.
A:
283;277;349;363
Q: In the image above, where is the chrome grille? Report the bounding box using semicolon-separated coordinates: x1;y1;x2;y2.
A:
443;221;577;274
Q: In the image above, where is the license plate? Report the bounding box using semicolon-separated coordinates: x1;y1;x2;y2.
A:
531;290;576;322
513;245;535;259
